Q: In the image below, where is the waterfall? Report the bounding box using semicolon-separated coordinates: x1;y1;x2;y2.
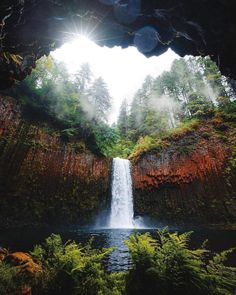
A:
109;157;134;228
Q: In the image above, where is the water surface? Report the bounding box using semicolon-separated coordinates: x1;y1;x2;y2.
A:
0;226;236;271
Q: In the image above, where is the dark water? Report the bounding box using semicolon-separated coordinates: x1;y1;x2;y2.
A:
0;226;236;271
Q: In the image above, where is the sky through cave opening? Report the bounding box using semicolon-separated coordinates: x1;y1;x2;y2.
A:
52;35;179;123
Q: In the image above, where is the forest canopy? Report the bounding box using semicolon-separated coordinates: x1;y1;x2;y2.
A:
6;55;236;157
114;56;235;158
7;56;114;155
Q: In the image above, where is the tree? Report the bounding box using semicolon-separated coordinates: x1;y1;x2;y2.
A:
197;56;235;108
5;56;114;155
186;93;214;119
117;99;129;137
74;62;93;93
88;77;112;122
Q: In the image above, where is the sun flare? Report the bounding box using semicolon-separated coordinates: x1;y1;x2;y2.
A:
52;36;179;123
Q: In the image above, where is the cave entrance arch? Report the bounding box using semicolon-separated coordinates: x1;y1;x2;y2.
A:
1;0;236;89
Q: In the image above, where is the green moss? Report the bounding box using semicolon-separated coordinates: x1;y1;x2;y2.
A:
129;119;200;161
129;136;165;160
219;123;236;187
0;262;20;295
165;118;200;140
68;141;87;153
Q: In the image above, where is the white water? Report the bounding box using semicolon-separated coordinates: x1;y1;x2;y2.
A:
109;157;135;228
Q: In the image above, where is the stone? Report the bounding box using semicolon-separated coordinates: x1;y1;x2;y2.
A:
0;95;111;228
132;122;236;224
0;1;236;88
0;247;8;261
4;252;42;276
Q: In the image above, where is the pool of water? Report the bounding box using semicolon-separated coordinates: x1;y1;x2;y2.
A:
0;226;236;271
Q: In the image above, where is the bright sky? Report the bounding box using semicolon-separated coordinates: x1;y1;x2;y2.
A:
52;36;179;123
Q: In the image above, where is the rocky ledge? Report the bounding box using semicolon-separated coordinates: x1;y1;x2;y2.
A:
132;118;236;225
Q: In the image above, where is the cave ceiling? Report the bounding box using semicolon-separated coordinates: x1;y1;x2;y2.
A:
0;0;236;89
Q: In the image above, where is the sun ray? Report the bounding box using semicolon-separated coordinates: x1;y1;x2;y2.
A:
52;27;179;124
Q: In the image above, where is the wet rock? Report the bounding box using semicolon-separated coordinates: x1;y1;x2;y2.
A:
132;123;236;225
0;247;8;261
4;252;42;276
0;95;111;228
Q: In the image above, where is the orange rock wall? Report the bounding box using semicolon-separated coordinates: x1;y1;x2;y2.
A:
133;140;225;189
0;96;111;228
132;127;236;224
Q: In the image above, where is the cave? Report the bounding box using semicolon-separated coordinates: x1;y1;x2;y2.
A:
0;2;236;294
1;0;236;89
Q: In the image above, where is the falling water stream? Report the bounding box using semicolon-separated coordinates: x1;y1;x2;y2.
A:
109;157;135;228
0;159;234;271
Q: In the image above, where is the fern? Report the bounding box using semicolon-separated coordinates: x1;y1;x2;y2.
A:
126;229;236;295
30;234;125;295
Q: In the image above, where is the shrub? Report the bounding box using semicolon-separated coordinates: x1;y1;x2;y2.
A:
0;261;20;295
31;234;125;295
129;136;164;160
165;118;200;141
125;229;236;295
1;231;235;295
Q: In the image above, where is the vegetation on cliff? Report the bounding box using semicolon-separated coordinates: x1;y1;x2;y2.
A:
5;56;114;156
131;113;236;224
109;56;236;225
114;56;235;160
0;94;112;228
0;230;235;295
3;54;235;160
0;4;235;293
1;53;236;227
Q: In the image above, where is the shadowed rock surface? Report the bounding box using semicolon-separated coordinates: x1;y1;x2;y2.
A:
0;95;111;228
0;0;236;88
132;119;236;225
0;96;236;227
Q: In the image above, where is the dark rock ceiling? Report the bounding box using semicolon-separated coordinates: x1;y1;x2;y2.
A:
0;0;236;89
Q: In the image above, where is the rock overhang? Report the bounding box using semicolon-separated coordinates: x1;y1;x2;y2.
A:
0;0;236;89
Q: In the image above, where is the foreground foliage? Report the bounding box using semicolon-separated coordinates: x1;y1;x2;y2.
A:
30;234;124;295
0;234;124;295
0;231;235;295
125;229;236;295
0;262;19;295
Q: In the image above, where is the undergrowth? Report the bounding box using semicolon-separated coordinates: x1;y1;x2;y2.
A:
125;229;236;295
129;119;200;160
0;231;235;295
30;234;125;295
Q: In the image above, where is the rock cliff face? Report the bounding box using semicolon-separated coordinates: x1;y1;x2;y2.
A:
1;96;236;228
132;122;236;225
0;95;111;228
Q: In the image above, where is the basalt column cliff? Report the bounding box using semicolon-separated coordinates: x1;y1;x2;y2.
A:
0;96;111;228
132;120;236;225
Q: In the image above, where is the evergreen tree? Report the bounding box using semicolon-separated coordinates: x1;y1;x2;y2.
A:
74;62;93;93
186;92;214;119
197;56;233;108
88;77;112;122
117;99;129;137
